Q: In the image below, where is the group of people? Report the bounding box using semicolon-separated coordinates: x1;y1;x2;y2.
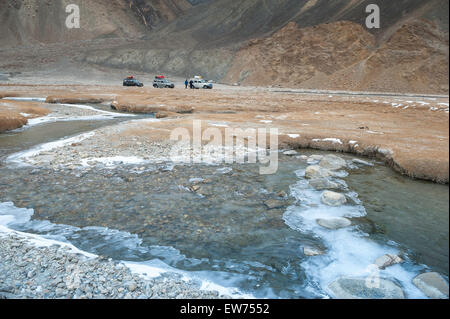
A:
185;79;194;89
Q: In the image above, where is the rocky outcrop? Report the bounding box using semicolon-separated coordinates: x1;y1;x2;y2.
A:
223;21;376;88
223;12;448;94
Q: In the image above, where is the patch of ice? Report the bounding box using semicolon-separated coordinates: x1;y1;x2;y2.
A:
80;156;146;168
59;103;135;117
6;131;95;166
2;97;47;102
282;172;428;299
216;167;233;174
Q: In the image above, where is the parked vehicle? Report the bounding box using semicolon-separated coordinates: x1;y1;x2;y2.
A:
190;76;213;89
123;76;144;87
153;75;175;88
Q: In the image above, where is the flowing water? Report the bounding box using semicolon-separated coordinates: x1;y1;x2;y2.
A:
0;101;448;298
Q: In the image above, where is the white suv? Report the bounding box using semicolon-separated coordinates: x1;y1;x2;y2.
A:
190;78;213;89
153;78;175;88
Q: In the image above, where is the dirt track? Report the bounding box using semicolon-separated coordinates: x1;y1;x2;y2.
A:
1;85;448;183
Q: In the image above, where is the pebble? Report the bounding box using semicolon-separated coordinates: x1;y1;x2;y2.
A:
0;233;228;299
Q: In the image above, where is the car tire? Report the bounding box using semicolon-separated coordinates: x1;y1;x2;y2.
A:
153;84;158;88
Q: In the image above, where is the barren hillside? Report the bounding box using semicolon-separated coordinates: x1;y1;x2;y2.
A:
0;0;192;45
0;0;448;94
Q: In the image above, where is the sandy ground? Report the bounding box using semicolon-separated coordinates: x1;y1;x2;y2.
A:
1;84;448;183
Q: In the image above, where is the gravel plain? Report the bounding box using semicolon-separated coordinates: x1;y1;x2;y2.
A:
0;230;227;299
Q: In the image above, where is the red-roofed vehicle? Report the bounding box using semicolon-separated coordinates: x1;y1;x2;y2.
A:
153;75;175;88
123;76;143;87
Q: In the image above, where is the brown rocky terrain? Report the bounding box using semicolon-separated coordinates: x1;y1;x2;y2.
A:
1;0;448;94
223;18;448;94
0;0;192;45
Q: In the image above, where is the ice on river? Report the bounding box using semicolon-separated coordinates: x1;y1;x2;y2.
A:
283;169;429;298
0;201;253;299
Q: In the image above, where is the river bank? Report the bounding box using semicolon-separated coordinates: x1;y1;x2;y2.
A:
0;226;226;299
0;85;448;299
1;85;448;183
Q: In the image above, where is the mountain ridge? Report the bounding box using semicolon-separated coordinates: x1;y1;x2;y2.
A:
0;0;448;94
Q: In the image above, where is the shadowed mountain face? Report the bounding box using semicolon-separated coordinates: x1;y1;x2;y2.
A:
1;0;448;93
0;0;192;45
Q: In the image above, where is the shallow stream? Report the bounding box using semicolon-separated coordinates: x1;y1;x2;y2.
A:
0;100;448;298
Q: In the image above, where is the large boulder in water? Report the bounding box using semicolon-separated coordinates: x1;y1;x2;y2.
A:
328;276;405;299
316;217;351;229
305;165;331;179
309;178;340;190
321;191;347;206
413;272;449;299
319;154;347;170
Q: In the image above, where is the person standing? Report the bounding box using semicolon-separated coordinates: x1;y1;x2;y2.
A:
185;79;188;89
189;79;194;89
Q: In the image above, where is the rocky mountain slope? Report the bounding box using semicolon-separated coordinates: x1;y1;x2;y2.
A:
0;0;192;45
1;0;448;93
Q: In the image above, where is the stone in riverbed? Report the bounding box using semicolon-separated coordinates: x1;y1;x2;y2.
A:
412;272;449;299
316;217;351;229
309;178;340;190
283;150;298;156
321;191;347;206
127;282;137;292
374;254;403;269
264;199;285;209
305;165;331;179
319;154;347;170
328;276;405;299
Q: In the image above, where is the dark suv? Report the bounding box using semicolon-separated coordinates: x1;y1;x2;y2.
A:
123;77;144;87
